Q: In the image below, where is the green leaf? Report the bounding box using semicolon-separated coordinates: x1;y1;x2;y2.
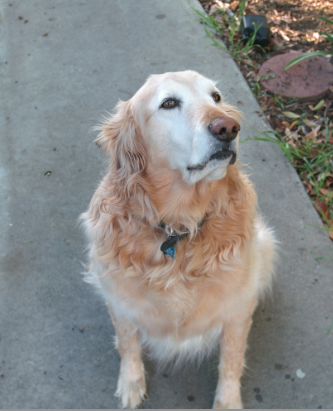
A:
281;111;301;119
319;31;333;42
312;100;325;111
319;16;333;25
285;51;333;70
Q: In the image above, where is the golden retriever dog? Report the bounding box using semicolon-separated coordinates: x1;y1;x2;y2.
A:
81;70;276;409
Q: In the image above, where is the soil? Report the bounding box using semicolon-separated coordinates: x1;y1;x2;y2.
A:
200;0;333;54
201;0;333;44
246;0;333;35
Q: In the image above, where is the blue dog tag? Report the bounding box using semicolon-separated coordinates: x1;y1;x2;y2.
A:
163;246;175;259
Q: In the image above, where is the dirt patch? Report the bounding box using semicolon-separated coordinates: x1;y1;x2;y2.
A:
200;0;333;51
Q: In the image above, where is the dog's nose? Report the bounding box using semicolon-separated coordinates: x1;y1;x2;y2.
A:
209;117;240;142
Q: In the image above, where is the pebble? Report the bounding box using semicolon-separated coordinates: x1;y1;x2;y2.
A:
255;394;263;403
296;369;306;379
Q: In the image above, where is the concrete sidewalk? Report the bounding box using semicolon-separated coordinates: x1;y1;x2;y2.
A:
0;0;332;408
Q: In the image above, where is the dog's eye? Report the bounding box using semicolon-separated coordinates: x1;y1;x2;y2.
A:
212;93;221;103
161;99;177;109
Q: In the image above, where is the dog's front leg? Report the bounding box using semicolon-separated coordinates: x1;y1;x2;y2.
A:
213;299;257;409
107;305;146;409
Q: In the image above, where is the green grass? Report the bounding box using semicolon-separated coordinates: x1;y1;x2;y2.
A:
244;130;333;192
311;252;333;262
268;93;298;111
192;2;261;61
243;129;333;235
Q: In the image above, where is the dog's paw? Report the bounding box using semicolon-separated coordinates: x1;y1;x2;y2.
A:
213;398;242;409
115;375;147;409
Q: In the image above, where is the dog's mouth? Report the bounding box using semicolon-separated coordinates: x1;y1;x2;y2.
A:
187;149;236;172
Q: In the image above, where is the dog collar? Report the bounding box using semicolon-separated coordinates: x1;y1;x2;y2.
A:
159;216;206;258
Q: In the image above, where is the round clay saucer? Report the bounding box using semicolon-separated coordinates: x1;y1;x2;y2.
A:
258;51;333;102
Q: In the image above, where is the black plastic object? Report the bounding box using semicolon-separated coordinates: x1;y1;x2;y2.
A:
240;15;270;47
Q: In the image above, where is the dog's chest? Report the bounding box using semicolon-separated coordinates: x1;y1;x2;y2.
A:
111;273;230;339
101;222;248;338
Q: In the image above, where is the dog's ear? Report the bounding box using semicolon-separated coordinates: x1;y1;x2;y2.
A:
96;101;146;184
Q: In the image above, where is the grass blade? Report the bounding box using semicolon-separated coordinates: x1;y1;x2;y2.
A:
319;16;333;26
311;251;333;262
204;25;229;52
285;51;333;70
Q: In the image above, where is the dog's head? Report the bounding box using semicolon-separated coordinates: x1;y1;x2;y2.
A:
98;70;241;186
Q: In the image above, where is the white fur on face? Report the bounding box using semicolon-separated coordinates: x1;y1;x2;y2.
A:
134;71;239;185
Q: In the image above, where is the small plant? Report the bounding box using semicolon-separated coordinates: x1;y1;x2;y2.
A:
285;16;333;70
268;92;298;111
192;2;260;61
249;79;261;99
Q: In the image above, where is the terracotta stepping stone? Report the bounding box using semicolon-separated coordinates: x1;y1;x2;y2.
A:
258;51;333;102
